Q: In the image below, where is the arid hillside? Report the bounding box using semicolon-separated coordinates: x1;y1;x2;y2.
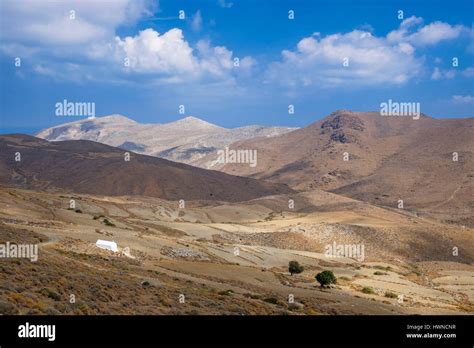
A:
0;186;472;315
0;134;292;202
218;110;474;218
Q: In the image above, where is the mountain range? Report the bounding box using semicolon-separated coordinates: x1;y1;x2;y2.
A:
31;110;474;218
0;134;292;202
36;115;297;168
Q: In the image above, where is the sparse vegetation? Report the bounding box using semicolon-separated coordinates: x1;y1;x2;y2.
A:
263;297;284;306
385;291;397;299
244;293;261;300
1;178;471;316
404;263;422;276
264;212;276;221
218;289;234;296
39;288;61;301
374;271;388;276
361;287;375;294
373;265;392;271
102;218;116;227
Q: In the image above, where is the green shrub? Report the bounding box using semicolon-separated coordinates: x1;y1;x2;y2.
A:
315;270;337;287
40;288;61;301
361;287;375;294
288;261;304;275
103;218;115;227
263;297;281;305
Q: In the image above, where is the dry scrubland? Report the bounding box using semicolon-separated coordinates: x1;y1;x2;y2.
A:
1;187;472;315
1;111;472;315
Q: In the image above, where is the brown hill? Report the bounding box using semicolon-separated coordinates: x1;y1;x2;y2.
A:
219;110;474;215
0;134;292;202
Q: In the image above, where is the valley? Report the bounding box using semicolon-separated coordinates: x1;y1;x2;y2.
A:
1;186;472;315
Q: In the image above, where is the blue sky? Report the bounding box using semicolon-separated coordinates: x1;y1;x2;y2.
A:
0;0;473;133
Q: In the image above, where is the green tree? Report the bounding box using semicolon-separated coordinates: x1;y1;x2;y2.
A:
288;261;304;276
315;270;337;287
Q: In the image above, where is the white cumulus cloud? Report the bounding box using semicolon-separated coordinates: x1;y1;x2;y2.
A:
114;28;253;83
387;16;466;46
1;0;253;85
267;16;470;89
266;30;422;88
115;28;198;75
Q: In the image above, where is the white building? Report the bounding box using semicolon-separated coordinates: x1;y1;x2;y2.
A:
95;239;118;252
